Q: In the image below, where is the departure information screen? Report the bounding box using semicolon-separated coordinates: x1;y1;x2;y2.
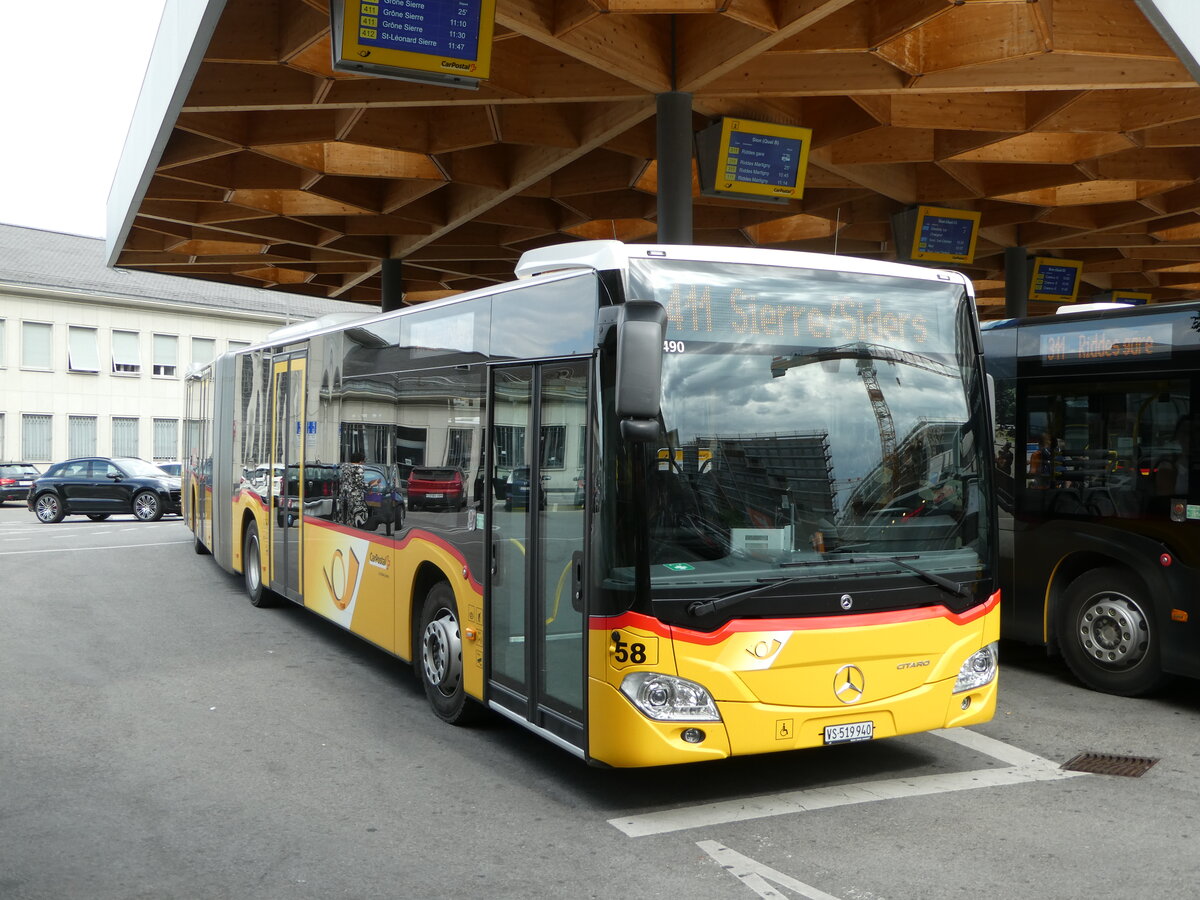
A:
332;0;495;86
1029;257;1083;302
357;0;482;60
716;119;812;200
911;207;980;264
725;131;802;188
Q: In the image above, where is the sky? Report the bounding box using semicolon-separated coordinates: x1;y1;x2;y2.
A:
0;1;167;239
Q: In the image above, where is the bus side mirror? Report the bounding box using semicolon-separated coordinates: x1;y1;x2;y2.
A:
616;300;667;442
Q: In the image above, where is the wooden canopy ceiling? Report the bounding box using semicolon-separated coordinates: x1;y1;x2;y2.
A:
114;0;1200;317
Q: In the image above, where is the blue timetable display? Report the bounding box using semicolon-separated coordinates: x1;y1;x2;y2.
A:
910;206;980;264
725;132;802;188
1029;257;1083;302
359;0;481;59
330;0;496;89
697;118;813;202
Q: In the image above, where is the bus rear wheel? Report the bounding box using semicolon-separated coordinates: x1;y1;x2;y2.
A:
418;582;479;724
1058;567;1170;696
243;520;275;608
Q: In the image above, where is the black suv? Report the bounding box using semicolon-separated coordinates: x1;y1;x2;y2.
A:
0;462;41;504
27;457;182;523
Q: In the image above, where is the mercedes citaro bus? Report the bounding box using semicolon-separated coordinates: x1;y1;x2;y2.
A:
184;241;999;767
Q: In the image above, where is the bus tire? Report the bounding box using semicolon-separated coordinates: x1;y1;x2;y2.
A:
417;582;479;725
243;521;275;608
1058;567;1170;696
194;533;210;555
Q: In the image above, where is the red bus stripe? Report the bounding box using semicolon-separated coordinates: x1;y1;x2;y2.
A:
589;591;1000;644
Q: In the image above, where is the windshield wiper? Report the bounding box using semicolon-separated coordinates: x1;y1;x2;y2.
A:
793;553;968;599
685;555;968;618
686;576;808;617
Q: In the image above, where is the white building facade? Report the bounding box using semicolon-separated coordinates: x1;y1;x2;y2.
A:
0;225;370;466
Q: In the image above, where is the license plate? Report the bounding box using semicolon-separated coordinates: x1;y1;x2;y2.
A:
823;721;874;745
427;493;443;498
18;481;30;486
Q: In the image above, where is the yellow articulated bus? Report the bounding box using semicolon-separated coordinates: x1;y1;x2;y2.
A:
184;241;999;767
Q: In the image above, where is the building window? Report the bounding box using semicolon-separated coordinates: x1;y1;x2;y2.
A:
0;414;5;457
447;428;472;469
68;416;97;458
22;414;52;461
228;340;250;353
0;318;6;367
191;337;216;370
112;330;141;375
22;322;52;370
153;418;178;460
112;417;139;457
541;424;566;469
153;334;178;377
68;326;100;373
494;425;525;470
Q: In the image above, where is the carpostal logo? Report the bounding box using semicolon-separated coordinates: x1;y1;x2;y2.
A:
441;60;476;72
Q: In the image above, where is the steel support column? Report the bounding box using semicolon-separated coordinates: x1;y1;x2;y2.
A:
381;258;404;312
1004;247;1028;319
656;91;693;245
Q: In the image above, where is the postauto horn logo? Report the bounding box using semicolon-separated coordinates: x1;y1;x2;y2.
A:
323;546;361;611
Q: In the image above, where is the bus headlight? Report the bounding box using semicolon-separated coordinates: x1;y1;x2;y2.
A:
620;672;721;721
953;642;999;693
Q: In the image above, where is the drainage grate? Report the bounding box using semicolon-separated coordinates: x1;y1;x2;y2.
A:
1062;752;1158;777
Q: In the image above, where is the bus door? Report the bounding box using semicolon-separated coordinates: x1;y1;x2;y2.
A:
269;353;306;602
487;360;589;752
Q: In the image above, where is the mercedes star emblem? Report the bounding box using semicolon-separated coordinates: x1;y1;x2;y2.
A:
834;664;865;703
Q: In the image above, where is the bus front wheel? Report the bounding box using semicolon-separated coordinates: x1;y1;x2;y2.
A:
1058;567;1170;696
243;521;275;608
418;582;479;724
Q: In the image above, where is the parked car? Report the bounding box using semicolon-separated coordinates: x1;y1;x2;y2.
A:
363;462;405;531
505;465;547;511
276;464;338;527
27;457;181;523
0;462;41;504
157;461;183;477
407;466;466;511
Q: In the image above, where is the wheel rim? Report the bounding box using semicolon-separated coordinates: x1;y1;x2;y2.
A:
422;607;462;697
246;534;261;593
134;493;158;520
35;495;59;522
1076;592;1151;669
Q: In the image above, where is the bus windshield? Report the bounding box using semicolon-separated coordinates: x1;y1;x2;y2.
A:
608;257;990;613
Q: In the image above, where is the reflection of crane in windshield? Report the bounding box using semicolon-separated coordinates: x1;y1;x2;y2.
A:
770;343;957;494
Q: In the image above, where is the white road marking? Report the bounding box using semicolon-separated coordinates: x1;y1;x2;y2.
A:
0;540;192;556
698;841;843;900
609;728;1087;837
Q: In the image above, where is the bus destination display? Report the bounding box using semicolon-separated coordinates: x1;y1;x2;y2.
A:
910;207;980;264
1039;321;1172;365
1029;257;1083;302
331;0;496;88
